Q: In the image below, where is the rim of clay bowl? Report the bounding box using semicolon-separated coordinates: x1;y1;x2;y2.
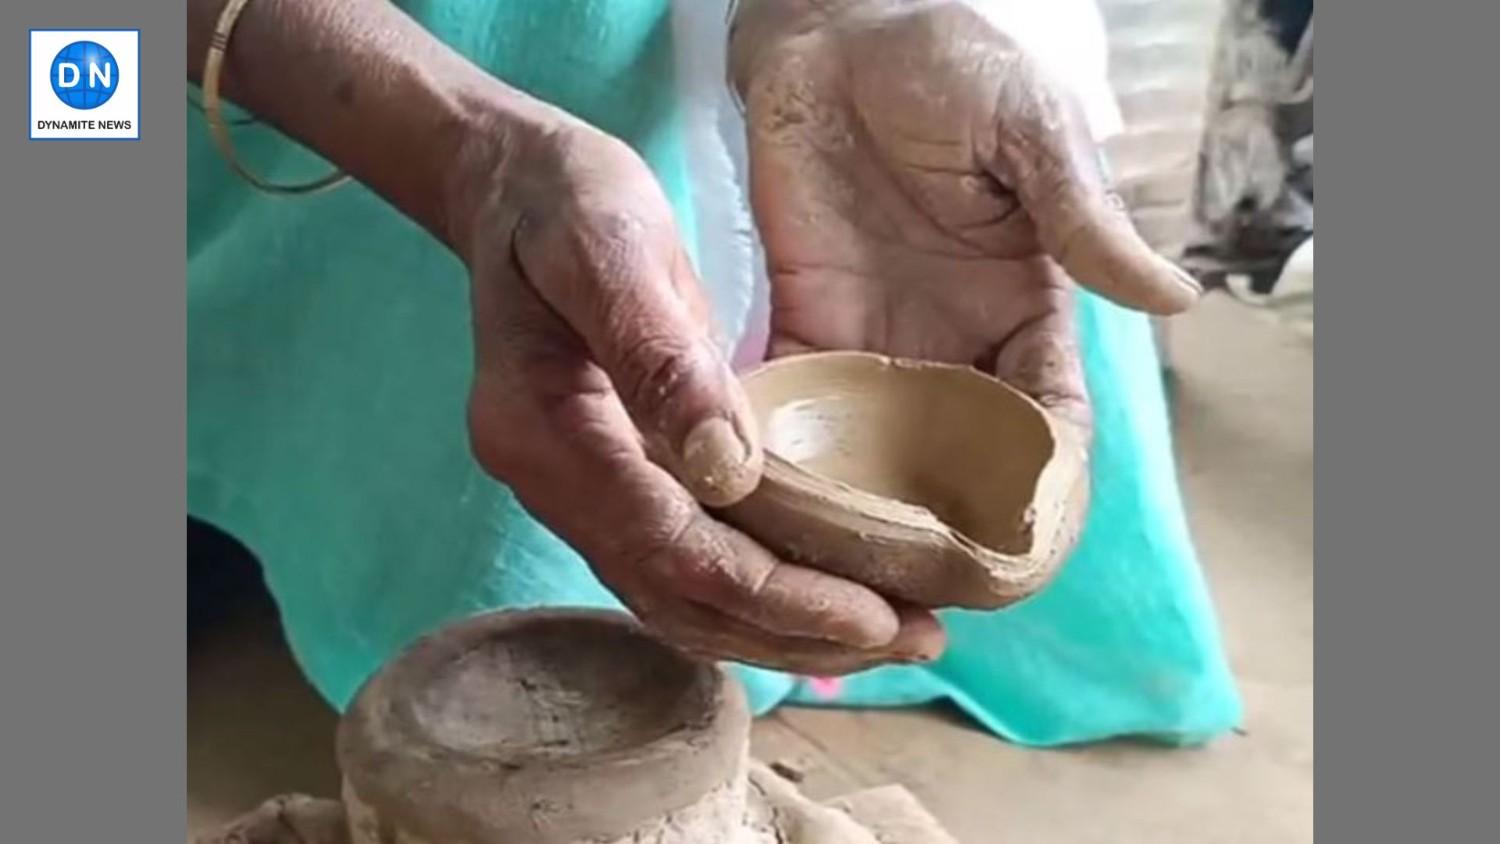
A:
738;351;1086;603
337;608;748;844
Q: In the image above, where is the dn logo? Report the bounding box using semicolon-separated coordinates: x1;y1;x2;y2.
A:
50;41;119;110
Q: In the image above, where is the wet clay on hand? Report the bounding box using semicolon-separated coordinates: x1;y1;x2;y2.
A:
721;351;1088;609
196;609;957;844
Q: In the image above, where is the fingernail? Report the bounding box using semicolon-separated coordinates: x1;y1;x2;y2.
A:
1169;262;1204;295
682;417;757;507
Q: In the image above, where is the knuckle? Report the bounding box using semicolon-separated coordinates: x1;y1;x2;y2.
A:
530;203;671;322
626;501;697;578
614;334;704;423
515;151;667;278
466;365;616;481
531;386;618;449
574;209;652;294
674;551;744;606
584;205;651;244
467;399;528;480
632;515;747;607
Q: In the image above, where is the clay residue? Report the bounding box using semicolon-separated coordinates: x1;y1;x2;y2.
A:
411;619;703;757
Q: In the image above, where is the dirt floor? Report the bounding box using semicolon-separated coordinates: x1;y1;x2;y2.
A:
187;292;1314;843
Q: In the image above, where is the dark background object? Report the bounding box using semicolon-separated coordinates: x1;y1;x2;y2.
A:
188;518;265;632
1261;0;1313;55
1185;0;1313;293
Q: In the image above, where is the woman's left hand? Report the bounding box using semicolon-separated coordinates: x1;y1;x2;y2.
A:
731;0;1201;446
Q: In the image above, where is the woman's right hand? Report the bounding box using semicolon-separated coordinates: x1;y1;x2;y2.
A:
187;0;941;673
456;115;946;674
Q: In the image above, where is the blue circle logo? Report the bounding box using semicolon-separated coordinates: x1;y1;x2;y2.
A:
50;41;119;110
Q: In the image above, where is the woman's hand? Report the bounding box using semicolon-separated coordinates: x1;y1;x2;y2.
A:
188;0;942;674
732;0;1202;444
457;115;945;674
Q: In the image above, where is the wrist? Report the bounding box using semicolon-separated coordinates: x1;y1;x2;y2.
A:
188;0;567;256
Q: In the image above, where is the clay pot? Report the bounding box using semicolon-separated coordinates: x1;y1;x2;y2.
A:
721;352;1087;609
337;609;750;844
203;608;960;844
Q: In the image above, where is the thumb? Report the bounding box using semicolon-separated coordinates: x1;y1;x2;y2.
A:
513;208;764;507
988;70;1201;315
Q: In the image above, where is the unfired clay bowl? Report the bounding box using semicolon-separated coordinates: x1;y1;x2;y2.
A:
722;352;1088;610
337;609;749;844
206;608;960;844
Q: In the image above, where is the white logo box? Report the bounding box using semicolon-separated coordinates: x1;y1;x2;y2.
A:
30;29;141;141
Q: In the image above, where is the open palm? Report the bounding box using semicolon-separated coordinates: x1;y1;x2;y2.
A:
740;1;1199;438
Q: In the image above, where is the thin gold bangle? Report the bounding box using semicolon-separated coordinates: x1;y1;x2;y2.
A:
201;0;349;195
187;89;258;126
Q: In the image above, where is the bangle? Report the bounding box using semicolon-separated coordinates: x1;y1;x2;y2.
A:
201;0;349;195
